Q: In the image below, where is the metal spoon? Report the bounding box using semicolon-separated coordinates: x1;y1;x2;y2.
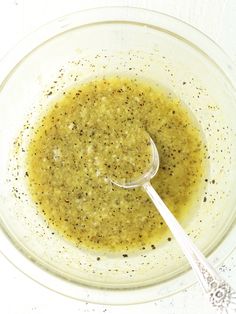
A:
112;137;236;314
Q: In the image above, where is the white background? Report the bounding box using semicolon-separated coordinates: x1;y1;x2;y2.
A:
0;1;236;313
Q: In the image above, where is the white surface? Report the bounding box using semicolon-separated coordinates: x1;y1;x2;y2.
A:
0;1;236;313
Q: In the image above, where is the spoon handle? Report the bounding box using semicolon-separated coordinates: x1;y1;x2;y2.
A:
143;181;236;313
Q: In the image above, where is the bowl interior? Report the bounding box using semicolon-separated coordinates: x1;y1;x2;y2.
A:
0;9;236;304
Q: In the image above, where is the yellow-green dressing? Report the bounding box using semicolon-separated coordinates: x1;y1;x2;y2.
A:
27;77;206;251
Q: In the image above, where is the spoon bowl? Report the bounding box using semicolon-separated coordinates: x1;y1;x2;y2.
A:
111;137;159;189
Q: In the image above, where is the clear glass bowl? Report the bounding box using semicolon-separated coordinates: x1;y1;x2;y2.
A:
0;7;236;305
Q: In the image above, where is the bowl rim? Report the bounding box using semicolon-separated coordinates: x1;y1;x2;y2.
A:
0;5;236;305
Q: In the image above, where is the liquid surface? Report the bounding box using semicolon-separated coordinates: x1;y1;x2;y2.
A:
27;77;206;252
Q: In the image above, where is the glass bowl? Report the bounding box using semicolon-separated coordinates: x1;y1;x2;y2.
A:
0;6;236;305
